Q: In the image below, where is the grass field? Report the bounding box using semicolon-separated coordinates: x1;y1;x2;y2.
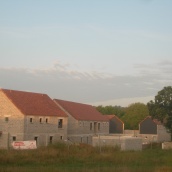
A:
0;143;172;172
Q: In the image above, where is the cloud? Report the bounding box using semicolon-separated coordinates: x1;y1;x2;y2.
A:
91;96;154;107
0;60;172;106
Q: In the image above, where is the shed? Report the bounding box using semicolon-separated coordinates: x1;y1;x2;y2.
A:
106;115;124;134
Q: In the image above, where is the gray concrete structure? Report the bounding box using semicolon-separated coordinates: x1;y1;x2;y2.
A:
0;89;68;149
92;135;142;151
162;142;172;149
106;115;124;134
54;99;109;145
139;116;171;143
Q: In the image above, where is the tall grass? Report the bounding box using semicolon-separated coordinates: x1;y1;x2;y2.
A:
0;143;172;172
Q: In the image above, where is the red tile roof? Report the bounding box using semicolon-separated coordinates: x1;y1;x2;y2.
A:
1;89;67;117
54;99;108;121
106;114;124;124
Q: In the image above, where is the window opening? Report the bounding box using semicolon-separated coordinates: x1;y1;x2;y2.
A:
5;117;9;122
49;136;53;144
90;123;92;130
46;118;48;123
34;137;38;144
30;118;33;123
58;119;63;128
98;123;100;131
12;136;16;141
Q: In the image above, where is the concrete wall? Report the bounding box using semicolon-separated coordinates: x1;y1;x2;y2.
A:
139;117;157;134
162;142;172;149
0;91;68;148
0;91;25;148
67;120;109;144
24;116;68;146
124;127;171;144
67;134;93;145
157;125;171;142
124;130;139;136
92;135;142;151
92;135;121;147
54;101;109;144
120;137;142;151
109;117;124;134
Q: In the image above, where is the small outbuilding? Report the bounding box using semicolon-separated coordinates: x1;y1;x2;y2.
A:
139;116;171;143
106;115;124;134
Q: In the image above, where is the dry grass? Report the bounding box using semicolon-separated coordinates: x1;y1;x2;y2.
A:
0;143;172;172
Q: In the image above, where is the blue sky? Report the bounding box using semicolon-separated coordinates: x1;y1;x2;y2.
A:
1;0;172;106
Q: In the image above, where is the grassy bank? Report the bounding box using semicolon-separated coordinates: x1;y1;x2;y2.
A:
0;143;172;172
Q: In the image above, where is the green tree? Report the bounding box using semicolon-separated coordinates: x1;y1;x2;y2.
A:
147;86;172;135
122;103;149;130
96;105;125;118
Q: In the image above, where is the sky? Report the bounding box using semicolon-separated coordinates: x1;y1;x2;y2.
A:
1;0;172;107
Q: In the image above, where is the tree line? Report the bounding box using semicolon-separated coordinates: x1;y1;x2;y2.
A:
96;86;172;134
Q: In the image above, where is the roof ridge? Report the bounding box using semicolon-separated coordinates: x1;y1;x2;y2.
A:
2;89;67;117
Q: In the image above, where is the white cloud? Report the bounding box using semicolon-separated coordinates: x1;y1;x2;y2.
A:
90;96;154;107
0;60;171;106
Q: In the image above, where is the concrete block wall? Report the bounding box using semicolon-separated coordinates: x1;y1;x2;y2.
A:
24;116;68;146
66;120;109;145
92;135;121;147
67;115;80;135
0;91;68;148
24;116;67;134
162;142;172;149
77;120;109;135
0;91;25;148
54;101;109;137
124;130;139;136
0;91;25;134
0;132;8;149
92;135;142;151
120;137;142;151
67;135;93;145
138;134;157;144
157;125;171;142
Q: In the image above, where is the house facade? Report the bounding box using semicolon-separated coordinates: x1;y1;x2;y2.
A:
54;99;109;144
139;116;171;143
106;115;124;134
0;89;68;149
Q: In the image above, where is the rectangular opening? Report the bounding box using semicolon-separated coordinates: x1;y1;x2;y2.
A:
94;122;97;133
49;136;53;144
60;136;63;140
46;118;48;123
30;118;33;123
5;117;9;122
58;119;63;128
90;123;92;130
34;136;38;144
12;136;16;141
39;118;42;123
98;123;100;131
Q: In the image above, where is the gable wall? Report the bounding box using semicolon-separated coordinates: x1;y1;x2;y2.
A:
139;118;157;134
157;125;171;142
0;91;25;148
109;117;124;134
